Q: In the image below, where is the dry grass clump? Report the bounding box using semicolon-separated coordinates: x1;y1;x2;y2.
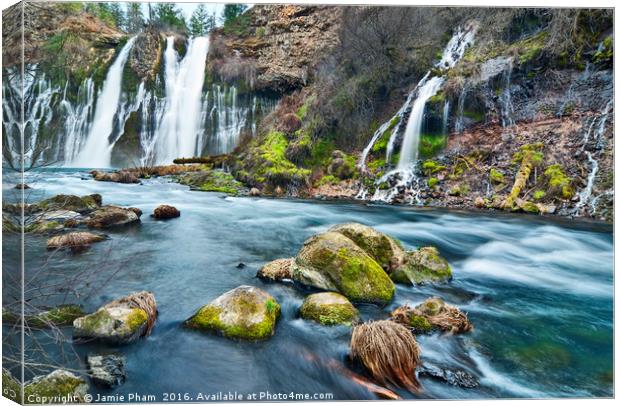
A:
114;291;158;336
393;297;473;334
46;232;105;252
350;320;420;393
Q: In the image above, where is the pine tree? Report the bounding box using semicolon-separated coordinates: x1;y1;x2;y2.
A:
126;3;145;33
222;4;248;25
154;3;187;31
109;2;126;30
189;4;210;37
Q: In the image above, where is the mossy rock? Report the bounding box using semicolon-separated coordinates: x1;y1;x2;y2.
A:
35;194;101;214
24;220;64;234
177;170;245;195
185;285;280;340
392;297;472;334
18;305;86;328
10;369;90;404
544;164;574;200
299;292;359;326
257;258;294;282
329;223;405;271
293;232;395;305
390;247;452;285
73;292;154;344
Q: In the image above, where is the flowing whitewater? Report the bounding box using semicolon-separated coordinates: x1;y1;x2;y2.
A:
360;24;476;203
72;37;137;168
152;36;210;164
6;168;613;399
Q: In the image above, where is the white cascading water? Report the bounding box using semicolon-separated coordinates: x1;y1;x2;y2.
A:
152;36;210;164
362;23;476;203
61;78;96;163
73;37;137;167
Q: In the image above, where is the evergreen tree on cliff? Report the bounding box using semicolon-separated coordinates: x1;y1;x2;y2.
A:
126;2;145;33
222;3;248;24
189;4;213;37
154;3;187;31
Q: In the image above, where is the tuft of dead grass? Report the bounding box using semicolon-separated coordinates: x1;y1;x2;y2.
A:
113;291;157;336
392;297;473;334
350;320;420;393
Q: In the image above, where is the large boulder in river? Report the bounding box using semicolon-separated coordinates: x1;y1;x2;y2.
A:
86;205;141;228
73;291;156;344
185;285;280;340
293;231;395;305
257;258;294;281
329;223;405;271
390;247;452;285
36;194;102;213
300;292;359;326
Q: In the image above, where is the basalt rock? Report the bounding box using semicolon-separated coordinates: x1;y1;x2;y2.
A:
73;291;157;344
46;232;106;252
87;353;126;388
36;194;102;214
389;247;452;285
185;285;280;340
299;292;359;326
257;258;295;281
86;205;141;228
418;363;479;388
152;205;180;219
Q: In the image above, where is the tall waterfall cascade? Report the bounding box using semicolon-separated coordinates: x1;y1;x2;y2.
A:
358;24;477;203
73;37;137;167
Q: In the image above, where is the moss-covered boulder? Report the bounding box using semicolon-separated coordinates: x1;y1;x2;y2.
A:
329;223;405;271
299;292;359;326
293;232;395;305
73;292;156;344
17;305;86;328
177;170;245;195
4;368;90;404
36;194;102;213
257;258;294;282
390;247;452;285
391;297;472;334
85;205;141;228
185;285;280;340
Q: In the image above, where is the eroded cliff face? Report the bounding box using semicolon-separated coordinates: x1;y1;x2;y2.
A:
208;5;342;92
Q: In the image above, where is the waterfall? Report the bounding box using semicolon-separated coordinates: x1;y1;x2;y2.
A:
454;86;468;133
2;66;60;166
152;36;210;164
397;76;445;169
72;37;137;168
442;100;450;135
361;23;476;203
61;78;96;163
499;59;514;127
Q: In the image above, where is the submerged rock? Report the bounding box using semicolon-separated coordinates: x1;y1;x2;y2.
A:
418;363;479;388
257;258;294;281
391;297;472;334
14;183;30;189
390;247;452;285
299;292;359;326
87;353;126;388
91;170;139;184
350;320;420;393
30;305;86;328
46;232;106;252
73;291;156;344
185;285;280;340
152;204;180;219
86;205;141;228
329;223;405;271
294;231;395;304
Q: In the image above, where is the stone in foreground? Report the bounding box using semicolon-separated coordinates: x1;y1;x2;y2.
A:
257;258;294;281
185;285;280;340
293;231;395;304
73;291;156;344
46;232;106;251
14;369;90;404
87;353;126;388
299;292;359;325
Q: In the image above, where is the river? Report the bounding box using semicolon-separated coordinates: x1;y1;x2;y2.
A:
2;169;613;400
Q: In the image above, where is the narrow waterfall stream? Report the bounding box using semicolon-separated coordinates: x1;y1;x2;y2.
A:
73;37;137;168
359;24;476;203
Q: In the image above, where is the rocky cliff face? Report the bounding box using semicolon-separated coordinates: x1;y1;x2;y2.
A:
208;5;342;93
